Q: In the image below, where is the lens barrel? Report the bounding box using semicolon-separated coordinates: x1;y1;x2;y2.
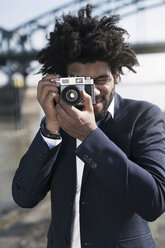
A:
61;85;81;105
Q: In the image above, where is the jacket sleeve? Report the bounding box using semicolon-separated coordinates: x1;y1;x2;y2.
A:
76;104;165;221
12;130;61;208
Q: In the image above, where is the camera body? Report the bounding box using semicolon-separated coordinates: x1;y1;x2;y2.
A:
55;77;95;108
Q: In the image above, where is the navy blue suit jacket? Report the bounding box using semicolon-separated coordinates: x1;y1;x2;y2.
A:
12;93;165;248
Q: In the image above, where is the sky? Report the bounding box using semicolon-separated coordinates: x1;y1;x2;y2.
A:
0;0;165;108
1;0;165;42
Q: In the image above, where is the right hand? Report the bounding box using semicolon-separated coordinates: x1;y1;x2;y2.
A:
37;74;61;133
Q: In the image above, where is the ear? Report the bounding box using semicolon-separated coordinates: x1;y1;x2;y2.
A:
114;71;120;84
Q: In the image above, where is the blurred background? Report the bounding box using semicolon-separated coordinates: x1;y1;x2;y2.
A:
0;0;165;247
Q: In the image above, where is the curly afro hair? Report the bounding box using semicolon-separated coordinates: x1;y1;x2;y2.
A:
38;4;139;77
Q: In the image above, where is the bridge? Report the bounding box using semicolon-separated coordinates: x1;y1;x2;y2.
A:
0;0;164;128
0;0;165;74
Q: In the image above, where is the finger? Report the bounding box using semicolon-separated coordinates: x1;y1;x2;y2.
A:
58;98;80;117
42;74;60;81
43;91;59;109
38;76;60;92
38;74;60;95
56;102;73;124
37;77;60;102
37;84;59;104
81;90;93;111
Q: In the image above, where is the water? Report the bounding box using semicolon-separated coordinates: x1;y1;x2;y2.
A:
0;83;165;215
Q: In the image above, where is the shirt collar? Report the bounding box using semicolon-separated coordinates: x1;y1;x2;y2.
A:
108;96;115;119
96;96;115;126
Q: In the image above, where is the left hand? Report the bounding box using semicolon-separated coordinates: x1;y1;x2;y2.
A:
56;90;97;141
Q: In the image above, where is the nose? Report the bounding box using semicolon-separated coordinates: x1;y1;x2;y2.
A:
94;85;100;97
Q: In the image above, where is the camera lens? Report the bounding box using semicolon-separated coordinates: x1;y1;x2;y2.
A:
61;85;81;105
66;90;78;102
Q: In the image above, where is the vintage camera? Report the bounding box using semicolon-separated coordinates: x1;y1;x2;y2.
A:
54;77;95;108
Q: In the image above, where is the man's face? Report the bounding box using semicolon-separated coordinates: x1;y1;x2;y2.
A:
67;61;119;121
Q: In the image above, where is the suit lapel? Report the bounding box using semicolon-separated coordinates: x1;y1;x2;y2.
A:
98;109;115;144
81;163;91;192
60;93;122;193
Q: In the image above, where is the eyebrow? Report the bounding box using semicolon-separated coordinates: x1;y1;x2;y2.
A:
94;74;110;80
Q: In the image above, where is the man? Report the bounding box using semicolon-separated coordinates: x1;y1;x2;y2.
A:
12;4;165;248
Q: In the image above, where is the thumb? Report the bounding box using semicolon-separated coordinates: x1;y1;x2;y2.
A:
81;90;93;111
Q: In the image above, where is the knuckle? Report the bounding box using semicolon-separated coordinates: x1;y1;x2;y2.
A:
42;99;48;108
38;79;44;84
42;75;50;80
85;93;91;100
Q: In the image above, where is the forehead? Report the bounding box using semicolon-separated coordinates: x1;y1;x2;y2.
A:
67;61;111;78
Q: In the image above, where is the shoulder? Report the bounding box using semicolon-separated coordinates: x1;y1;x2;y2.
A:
114;93;163;120
112;93;164;135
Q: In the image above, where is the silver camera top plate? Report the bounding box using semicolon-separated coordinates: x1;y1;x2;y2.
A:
52;77;93;85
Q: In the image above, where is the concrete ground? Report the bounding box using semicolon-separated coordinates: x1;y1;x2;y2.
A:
0;198;51;248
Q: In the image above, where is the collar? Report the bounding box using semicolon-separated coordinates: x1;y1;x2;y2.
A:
108;96;115;119
96;96;115;126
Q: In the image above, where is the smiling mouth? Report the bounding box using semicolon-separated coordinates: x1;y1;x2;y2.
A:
94;96;104;105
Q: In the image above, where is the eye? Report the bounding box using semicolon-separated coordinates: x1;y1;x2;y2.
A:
94;77;110;86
